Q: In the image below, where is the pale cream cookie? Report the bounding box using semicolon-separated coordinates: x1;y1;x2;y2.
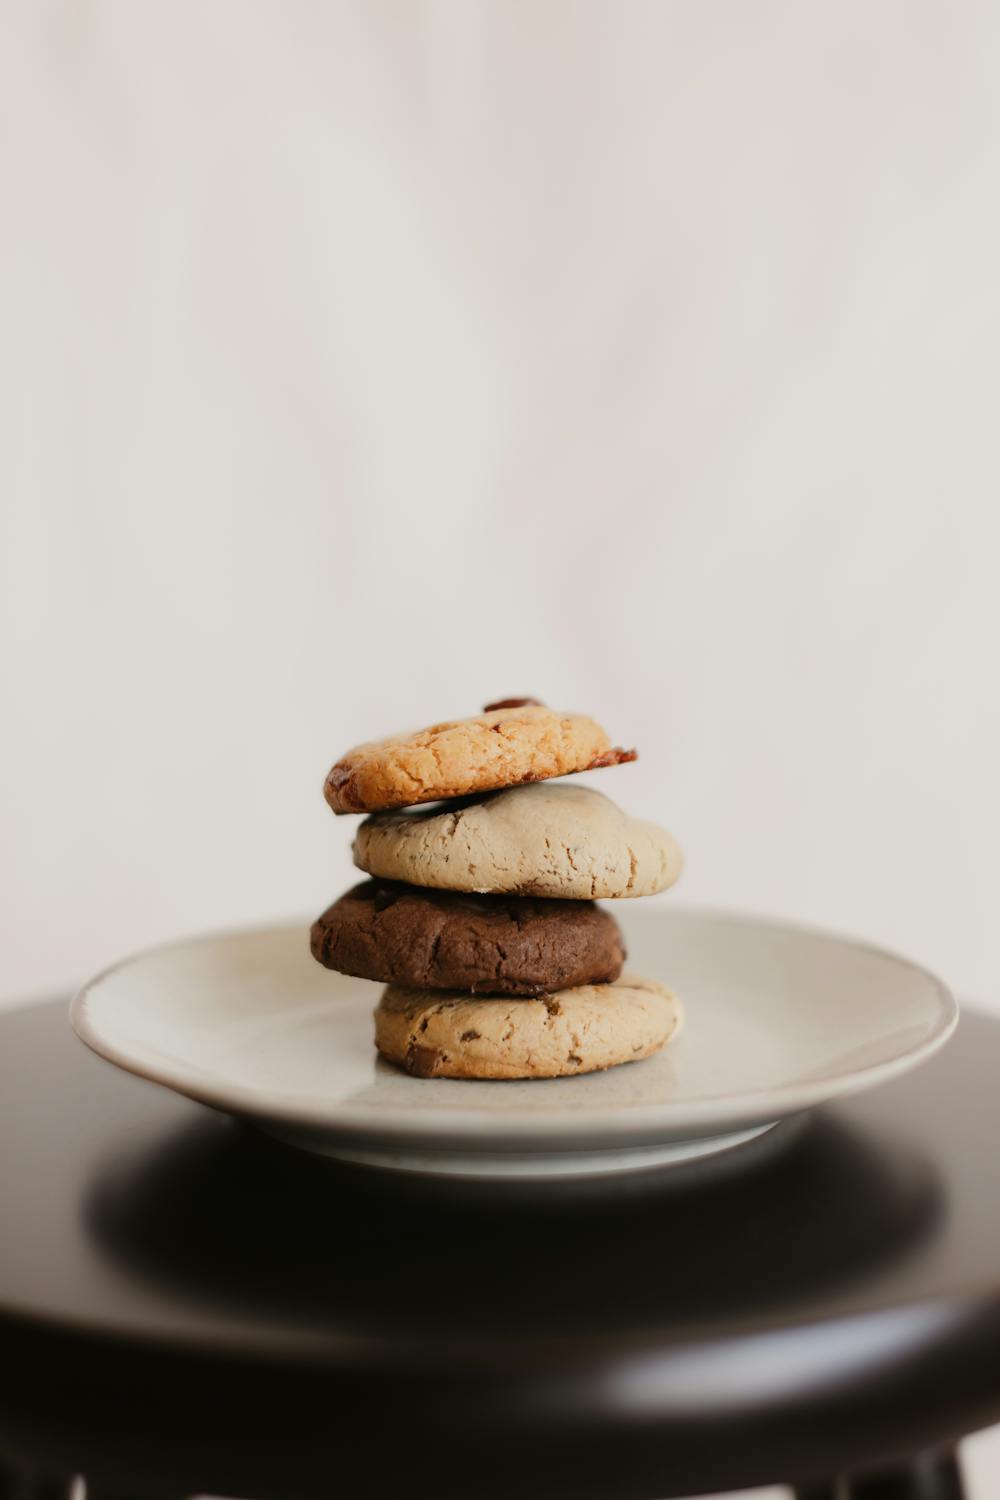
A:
375;974;683;1079
323;701;636;815
354;782;682;899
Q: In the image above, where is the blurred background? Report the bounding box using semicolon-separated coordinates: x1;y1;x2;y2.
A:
3;2;999;1008
5;1;1000;1007
3;3;1000;1495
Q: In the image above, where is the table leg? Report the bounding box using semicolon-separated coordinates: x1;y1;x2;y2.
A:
795;1451;966;1500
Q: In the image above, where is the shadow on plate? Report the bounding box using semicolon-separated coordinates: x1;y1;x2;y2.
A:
83;1105;944;1340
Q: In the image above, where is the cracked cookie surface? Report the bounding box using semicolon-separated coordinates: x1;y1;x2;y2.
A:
323;704;636;814
311;879;625;995
374;973;683;1079
354;783;683;900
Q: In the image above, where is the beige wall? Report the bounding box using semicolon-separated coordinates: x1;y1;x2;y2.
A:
2;1;998;1016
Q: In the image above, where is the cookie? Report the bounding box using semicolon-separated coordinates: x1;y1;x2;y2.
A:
374;974;683;1079
311;880;625;996
354;783;682;900
323;702;637;815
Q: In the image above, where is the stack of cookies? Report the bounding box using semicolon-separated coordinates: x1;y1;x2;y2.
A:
310;700;684;1080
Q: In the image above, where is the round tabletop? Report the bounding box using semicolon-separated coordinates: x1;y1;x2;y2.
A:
1;997;999;1500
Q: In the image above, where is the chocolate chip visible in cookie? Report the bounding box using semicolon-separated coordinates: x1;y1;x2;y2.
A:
482;696;545;712
310;880;626;996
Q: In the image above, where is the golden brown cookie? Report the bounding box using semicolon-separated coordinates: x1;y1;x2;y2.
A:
324;703;636;815
374;973;683;1079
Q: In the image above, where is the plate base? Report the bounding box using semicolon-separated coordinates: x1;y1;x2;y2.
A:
257;1119;782;1180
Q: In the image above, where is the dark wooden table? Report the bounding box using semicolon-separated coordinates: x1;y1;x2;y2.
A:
1;998;998;1500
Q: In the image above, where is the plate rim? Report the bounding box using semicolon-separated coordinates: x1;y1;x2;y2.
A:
69;905;959;1148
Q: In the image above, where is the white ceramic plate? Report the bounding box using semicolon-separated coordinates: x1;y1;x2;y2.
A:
70;908;957;1180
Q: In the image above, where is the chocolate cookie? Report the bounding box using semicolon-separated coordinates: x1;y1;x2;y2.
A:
310;880;626;996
